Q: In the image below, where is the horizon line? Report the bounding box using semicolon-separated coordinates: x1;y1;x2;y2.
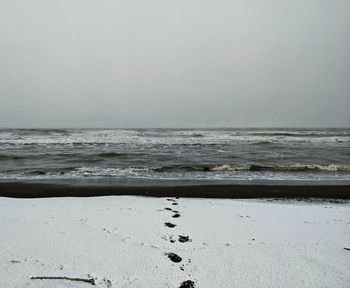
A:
0;126;349;130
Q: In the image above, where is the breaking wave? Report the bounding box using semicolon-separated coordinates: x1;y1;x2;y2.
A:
21;163;350;178
1;128;349;182
0;128;349;146
154;164;350;173
210;164;350;172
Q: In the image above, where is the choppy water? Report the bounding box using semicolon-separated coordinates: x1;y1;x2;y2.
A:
0;128;349;183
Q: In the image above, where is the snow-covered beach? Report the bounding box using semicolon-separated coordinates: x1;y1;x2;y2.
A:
0;196;349;288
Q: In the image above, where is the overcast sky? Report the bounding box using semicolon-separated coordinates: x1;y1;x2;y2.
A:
0;0;349;128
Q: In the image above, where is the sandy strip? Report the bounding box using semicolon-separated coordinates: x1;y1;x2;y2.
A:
0;196;349;288
1;181;350;198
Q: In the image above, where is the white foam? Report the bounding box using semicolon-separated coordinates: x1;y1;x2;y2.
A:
0;129;349;146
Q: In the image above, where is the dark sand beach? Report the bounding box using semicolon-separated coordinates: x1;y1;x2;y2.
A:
1;181;349;199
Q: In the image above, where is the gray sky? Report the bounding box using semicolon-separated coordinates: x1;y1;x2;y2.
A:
0;0;349;128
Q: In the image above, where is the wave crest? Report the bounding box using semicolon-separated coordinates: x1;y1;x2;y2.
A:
211;164;350;172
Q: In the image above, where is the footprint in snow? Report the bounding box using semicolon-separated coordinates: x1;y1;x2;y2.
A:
178;235;191;243
165;252;182;263
179;280;195;288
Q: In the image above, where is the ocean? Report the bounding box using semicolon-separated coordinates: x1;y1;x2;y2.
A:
0;128;349;185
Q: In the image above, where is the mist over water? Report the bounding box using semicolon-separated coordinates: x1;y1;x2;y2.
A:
0;128;349;183
0;0;349;128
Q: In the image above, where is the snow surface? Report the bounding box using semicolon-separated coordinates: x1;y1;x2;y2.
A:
0;196;349;288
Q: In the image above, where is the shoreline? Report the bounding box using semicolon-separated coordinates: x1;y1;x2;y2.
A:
1;181;349;199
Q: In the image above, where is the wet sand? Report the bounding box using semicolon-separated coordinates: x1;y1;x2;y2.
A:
0;181;349;199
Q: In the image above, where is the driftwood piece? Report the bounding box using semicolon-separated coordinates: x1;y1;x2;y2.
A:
31;276;95;285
